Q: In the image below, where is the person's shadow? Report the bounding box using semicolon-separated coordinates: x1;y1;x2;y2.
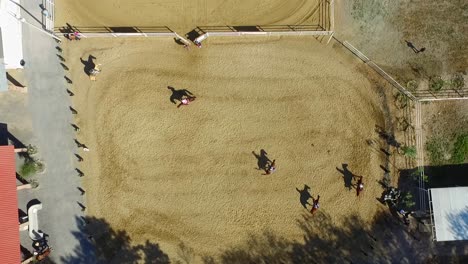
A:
80;55;96;76
405;40;425;54
296;184;312;208
167;86;193;104
252;149;271;170
336;164;354;191
173;38;186;46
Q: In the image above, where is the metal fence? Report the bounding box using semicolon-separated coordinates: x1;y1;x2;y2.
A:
43;0;54;31
414;89;468;101
54;25;177;38
340;41;417;100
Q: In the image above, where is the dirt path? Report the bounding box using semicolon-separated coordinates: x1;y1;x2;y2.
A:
56;0;320;33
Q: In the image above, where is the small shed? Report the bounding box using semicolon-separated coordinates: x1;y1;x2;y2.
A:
429;187;468;241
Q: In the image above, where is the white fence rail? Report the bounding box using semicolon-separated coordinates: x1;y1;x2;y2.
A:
200;30;333;39
77;32;176;38
415;102;427;211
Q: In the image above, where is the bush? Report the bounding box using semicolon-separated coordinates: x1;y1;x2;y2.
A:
20;159;44;177
400;192;416;209
395;92;410;109
452;133;468;164
410;167;428;183
451;73;465;90
27;144;38;155
401;145;417;159
20;160;37;178
429;76;445;92
406;80;418;92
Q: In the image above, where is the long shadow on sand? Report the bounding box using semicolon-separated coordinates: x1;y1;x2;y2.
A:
252;149;271;171
167;86;194;104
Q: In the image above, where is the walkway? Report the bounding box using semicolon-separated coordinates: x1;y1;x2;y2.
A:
19;0;96;262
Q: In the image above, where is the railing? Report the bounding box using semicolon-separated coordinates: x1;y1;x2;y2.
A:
340;41;417;100
414;89;468;101
54;25;176;38
415;102;427;211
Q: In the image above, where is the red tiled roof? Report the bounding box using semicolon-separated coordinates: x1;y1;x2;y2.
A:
0;145;21;263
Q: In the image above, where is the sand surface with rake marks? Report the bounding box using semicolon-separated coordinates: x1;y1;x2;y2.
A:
64;36;389;262
56;0;321;33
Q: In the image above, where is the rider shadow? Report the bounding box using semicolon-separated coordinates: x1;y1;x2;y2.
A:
167;86;194;104
80;55;96;76
336;164;354;191
252;149;271;171
174;38;186;46
296;184;312;208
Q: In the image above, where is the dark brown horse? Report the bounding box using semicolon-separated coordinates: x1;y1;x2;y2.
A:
310;195;320;214
356;176;364;196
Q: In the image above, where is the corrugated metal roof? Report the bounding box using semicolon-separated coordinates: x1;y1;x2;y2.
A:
0;145;21;263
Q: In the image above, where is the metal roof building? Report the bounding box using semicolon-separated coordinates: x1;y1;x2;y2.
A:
429;187;468;242
0;145;21;263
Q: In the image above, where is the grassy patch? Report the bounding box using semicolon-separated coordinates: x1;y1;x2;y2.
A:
401;145;417;159
452;133;468;163
429;76;445;92
450;73;465;90
426;136;451;165
426;133;468;165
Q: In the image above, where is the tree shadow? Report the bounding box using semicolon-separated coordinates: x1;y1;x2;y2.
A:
252;149;271;171
296;185;312;209
80;55;96;76
60;216;170;264
336;164;354;191
447;206;468;241
6;72;25;87
375;125;401;148
203;210;468;264
174;37;186;46
167;86;194;104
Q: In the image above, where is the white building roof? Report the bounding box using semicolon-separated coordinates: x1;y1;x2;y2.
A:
430;187;468;241
0;0;24;69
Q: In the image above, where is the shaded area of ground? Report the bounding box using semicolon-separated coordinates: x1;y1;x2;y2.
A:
60;216;169;264
400;163;468;189
203;211;468;264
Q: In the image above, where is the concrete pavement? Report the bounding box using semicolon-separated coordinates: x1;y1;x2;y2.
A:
19;0;96;262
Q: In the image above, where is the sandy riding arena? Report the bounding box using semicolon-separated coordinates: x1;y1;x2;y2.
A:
56;0;321;32
63;36;392;262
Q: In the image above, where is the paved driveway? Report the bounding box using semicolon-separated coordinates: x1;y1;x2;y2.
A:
19;0;96;262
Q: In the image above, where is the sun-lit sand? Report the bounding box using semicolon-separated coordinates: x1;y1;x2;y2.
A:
63;35;391;261
56;0;321;33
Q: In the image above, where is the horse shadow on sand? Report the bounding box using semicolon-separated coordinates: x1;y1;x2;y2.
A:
167;86;194;104
296;184;312;208
336;163;355;191
80;55;96;76
252;149;271;171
